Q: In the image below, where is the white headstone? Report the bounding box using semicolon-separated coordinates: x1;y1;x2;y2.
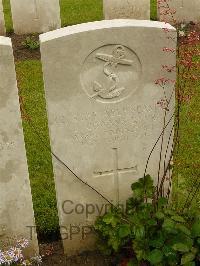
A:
0;0;5;35
10;0;61;34
40;20;176;254
158;0;200;24
103;0;150;20
0;37;38;256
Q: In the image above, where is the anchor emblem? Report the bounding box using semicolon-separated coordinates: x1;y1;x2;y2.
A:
91;45;134;99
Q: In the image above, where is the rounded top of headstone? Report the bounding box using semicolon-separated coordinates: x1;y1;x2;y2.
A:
0;37;11;46
40;19;176;43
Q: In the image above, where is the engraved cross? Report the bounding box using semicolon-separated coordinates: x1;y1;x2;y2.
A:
94;148;138;204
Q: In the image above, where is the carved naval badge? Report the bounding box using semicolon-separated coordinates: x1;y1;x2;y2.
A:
81;44;141;103
91;45;133;99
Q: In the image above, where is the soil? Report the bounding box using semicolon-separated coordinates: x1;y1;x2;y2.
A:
8;33;41;62
39;241;115;266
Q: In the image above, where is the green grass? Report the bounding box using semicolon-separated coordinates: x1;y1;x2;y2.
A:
16;61;59;237
173;81;200;210
2;0;13;33
151;0;157;20
60;0;103;26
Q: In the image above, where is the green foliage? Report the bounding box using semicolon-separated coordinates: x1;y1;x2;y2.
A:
22;36;40;50
95;175;200;265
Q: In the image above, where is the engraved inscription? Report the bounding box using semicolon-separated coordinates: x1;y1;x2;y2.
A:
0;131;14;151
0;142;14;151
53;104;159;146
81;44;142;103
109;0;145;19
94;148;138;203
111;6;142;19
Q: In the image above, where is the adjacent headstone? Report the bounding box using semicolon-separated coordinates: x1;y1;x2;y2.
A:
0;0;5;35
0;37;38;256
158;0;200;24
10;0;61;34
103;0;150;20
40;20;176;254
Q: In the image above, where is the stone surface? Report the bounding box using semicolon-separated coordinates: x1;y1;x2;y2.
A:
103;0;150;20
0;0;5;35
40;20;176;254
10;0;61;34
0;37;38;256
158;0;200;24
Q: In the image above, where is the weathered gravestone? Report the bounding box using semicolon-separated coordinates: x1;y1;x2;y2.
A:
158;0;200;24
103;0;150;20
0;37;38;256
0;0;5;35
10;0;61;34
40;20;176;254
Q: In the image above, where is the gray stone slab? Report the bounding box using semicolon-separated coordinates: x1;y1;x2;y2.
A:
0;0;5;35
158;0;200;24
103;0;150;20
10;0;61;34
0;37;38;256
40;20;176;254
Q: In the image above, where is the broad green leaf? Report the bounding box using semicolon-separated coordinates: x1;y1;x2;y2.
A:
103;213;118;226
163;218;175;227
143;174;154;187
164;209;176;216
147;218;157;226
150;237;165;248
158;197;168;208
133;244;147;261
176;224;191;236
163;245;176;257
191;221;200;237
163;218;176;232
172;243;190;253
156;211;165;220
108;236;120;251
118;224;131;238
131;181;143;191
171;215;186;223
181;252;195;265
191;247;198;255
163;247;177;265
147;249;163;265
135;226;145;239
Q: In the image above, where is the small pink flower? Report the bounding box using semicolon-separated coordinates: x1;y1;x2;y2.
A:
163;47;176;53
17;238;29;249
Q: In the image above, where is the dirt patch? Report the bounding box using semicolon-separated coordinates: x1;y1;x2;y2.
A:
39;241;114;266
8;33;41;62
